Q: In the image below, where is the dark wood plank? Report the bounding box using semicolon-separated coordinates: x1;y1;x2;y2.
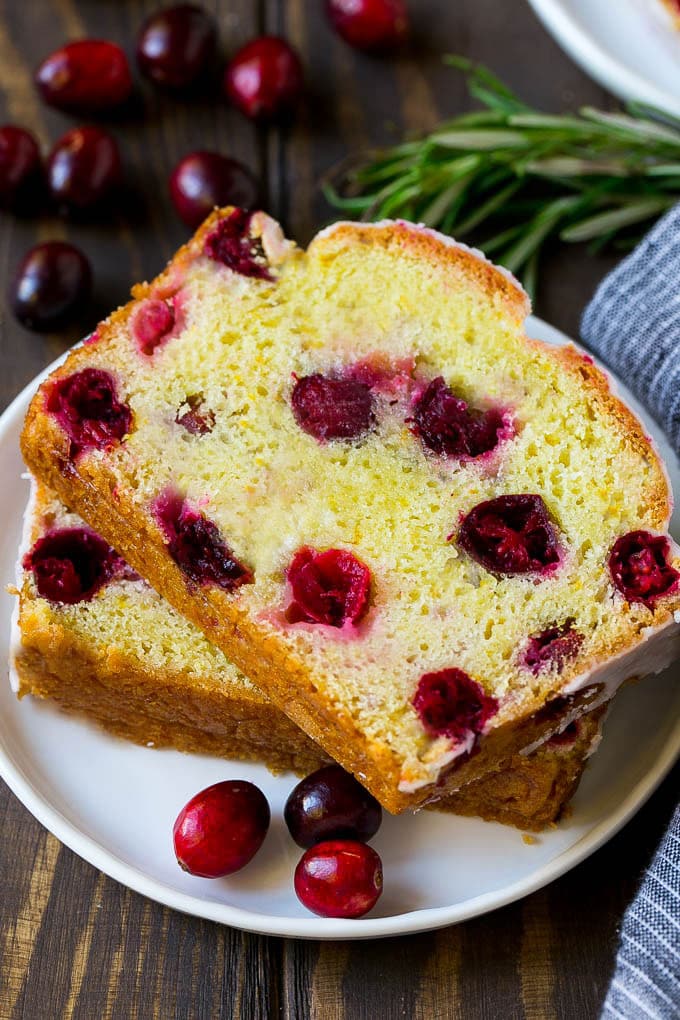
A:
0;1;676;1019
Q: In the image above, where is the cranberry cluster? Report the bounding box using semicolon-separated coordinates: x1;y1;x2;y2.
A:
174;763;384;919
291;367;508;462
6;3;411;332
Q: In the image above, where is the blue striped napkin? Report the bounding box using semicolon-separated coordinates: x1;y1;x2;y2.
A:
581;205;680;1020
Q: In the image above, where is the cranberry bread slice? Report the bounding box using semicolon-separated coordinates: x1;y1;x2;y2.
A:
14;479;600;830
21;208;680;812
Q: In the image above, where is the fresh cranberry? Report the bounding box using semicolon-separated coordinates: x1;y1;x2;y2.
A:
286;547;371;627
175;393;215;435
204;208;272;279
10;242;91;331
0;126;42;209
458;494;561;576
46;127;121;213
411;377;505;459
154;491;253;591
413;668;498;742
46;368;132;456
294;840;383;918
291;374;374;442
284;765;382;849
136;4;217;90
170;151;258;229
24;527;123;604
35;40;133;114
173;780;270;877
524;620;584;675
130;297;175;355
609;530;679;606
326;0;409;50
224;36;303;120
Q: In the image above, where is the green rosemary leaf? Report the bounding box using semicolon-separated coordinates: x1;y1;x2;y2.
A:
560;197;674;242
323;57;680;293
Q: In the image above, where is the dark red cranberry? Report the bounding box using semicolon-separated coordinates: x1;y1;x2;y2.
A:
291;374;374;442
24;527;123;604
35;40;133;114
46;127;121;213
294;840;383;918
46;368;132;456
170;151;258;229
130;297;175;356
224;36;303;120
411;377;505;459
204;208;271;279
458;494;561;576
173;780;270;877
413;668;498;742
284;765;382;849
136;4;217;90
524;620;584;675
154;491;253;591
609;530;679;606
175;393;215;435
326;0;409;51
286;547;371;627
10;242;92;331
0;126;42;209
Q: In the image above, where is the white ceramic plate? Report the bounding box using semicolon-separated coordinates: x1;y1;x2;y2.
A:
1;317;679;940
528;0;680;117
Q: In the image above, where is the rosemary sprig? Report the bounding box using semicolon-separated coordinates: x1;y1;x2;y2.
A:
323;57;680;296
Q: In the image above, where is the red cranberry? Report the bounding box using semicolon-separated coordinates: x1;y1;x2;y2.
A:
130;297;175;355
291;374;374;442
224;36;303;120
286;546;371;627
295;840;383;918
411;377;505;459
284;765;382;848
10;242;91;331
175;393;215;435
173;780;270;877
154;491;253;591
326;0;409;51
136;4;216;90
35;40;133;114
24;527;123;605
46;127;121;213
458;494;561;576
524;620;584;675
0;126;42;209
170;151;258;229
46;368;132;456
204;208;271;279
413;668;498;742
609;530;679;606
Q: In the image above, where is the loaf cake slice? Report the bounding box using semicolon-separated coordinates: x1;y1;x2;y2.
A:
13;479;602;830
21;208;680;812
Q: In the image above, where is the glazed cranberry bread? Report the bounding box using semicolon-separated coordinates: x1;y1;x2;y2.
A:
20;208;680;812
14;479;601;830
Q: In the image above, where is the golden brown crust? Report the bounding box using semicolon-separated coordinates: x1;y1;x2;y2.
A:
435;709;603;830
310;220;531;326
16;576;596;829
20;209;677;813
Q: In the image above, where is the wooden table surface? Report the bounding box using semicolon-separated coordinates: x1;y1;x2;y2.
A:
1;2;678;1017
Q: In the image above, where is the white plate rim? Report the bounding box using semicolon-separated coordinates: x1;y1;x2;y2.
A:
527;0;680;118
0;316;678;940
